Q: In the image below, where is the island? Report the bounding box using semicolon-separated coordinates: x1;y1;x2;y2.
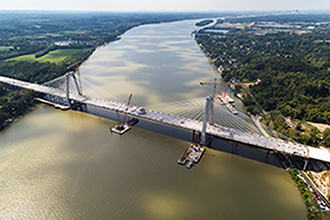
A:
195;19;214;27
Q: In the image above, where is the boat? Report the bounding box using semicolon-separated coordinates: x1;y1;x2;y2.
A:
220;91;235;103
187;161;194;169
111;94;138;135
110;124;132;135
226;103;238;115
178;144;193;164
127;118;139;126
217;96;225;105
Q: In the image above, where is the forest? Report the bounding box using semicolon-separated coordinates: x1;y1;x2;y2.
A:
195;13;330;147
0;11;222;61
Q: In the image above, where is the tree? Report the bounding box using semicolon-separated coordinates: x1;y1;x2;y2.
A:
323;128;330;140
323;128;330;148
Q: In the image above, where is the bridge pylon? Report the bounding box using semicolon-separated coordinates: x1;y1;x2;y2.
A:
200;96;213;146
65;72;84;109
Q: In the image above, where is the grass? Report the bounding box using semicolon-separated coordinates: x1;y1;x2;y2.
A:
7;49;83;63
314;40;330;43
35;33;63;39
0;46;14;51
62;30;84;34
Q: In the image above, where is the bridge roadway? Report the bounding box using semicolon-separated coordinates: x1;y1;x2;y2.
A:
2;76;330;163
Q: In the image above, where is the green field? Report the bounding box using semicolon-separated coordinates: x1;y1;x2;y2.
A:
314;40;330;43
62;30;84;34
7;49;83;63
0;46;14;51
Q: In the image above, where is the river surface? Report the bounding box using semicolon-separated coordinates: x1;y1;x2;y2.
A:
0;19;307;219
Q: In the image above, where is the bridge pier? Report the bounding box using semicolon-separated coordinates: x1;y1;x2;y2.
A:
70;100;87;111
192;131;212;146
265;150;269;163
231;141;237;154
303;159;309;171
201;96;213;146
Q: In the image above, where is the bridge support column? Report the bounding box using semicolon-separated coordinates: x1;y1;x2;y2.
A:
303;159;309;171
265;150;269;163
231;142;237;154
192;130;195;143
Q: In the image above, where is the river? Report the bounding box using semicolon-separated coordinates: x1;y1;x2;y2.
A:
0;19;307;219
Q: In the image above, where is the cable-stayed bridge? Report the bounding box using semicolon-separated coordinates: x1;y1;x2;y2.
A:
1;74;330;166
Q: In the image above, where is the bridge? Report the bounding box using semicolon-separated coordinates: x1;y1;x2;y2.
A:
1;74;330;166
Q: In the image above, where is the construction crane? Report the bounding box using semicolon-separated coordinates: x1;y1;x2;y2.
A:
200;78;274;135
67;61;83;94
199;78;220;124
111;93;139;134
200;78;219;98
200;78;261;89
122;93;133;125
200;78;261;101
116;94;133;126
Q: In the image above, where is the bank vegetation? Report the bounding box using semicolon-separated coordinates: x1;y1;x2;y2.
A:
195;13;330;148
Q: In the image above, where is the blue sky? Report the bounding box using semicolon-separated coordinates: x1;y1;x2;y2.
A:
1;0;330;12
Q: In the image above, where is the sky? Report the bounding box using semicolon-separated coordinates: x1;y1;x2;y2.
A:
1;0;330;12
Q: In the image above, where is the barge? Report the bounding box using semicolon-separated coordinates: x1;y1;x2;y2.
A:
111;118;139;135
220;91;235;103
178;144;205;168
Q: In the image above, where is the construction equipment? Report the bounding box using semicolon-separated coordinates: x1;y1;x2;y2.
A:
200;78;219;98
114;93;133;128
199;77;261;104
67;61;83;94
122;93;133;125
200;79;219;124
111;94;135;134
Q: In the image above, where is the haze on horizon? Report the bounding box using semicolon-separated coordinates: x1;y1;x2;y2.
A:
1;0;330;12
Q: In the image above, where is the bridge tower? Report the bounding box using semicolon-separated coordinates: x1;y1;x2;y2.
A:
201;96;213;145
65;72;83;108
208;95;214;125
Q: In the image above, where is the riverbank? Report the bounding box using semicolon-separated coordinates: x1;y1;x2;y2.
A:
306;122;330;132
0;89;35;131
289;168;323;219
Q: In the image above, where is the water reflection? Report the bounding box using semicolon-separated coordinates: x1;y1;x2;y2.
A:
80;20;214;105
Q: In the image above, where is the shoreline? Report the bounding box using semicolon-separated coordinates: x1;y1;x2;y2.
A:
0;100;36;131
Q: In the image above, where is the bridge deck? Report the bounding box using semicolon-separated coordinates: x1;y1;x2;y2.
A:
1;76;330;163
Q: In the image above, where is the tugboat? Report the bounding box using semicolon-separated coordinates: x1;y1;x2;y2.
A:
187;160;194;169
111;123;131;134
127;117;139;126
